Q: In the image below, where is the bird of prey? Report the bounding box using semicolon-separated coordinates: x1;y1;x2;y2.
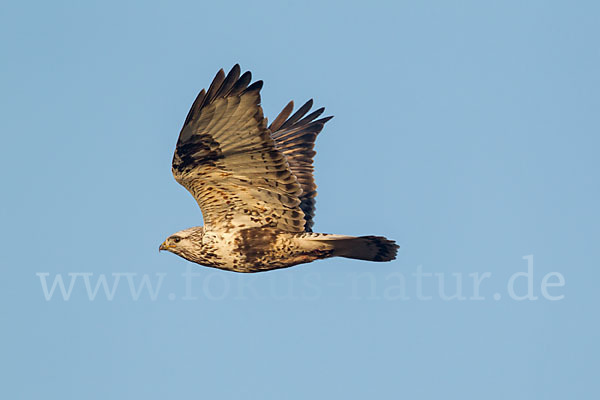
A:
159;65;398;272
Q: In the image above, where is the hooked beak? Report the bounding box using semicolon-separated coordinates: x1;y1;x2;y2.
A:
159;242;168;251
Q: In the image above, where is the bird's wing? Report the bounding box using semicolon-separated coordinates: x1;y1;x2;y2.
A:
269;100;332;232
172;65;306;232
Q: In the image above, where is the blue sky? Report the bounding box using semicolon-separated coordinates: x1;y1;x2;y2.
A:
1;1;598;399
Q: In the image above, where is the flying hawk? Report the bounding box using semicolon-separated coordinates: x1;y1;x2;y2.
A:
159;65;398;272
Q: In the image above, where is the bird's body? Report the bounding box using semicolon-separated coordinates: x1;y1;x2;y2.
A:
160;65;398;272
162;226;397;273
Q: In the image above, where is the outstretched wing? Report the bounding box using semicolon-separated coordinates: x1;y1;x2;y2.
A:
269;100;332;232
172;65;306;232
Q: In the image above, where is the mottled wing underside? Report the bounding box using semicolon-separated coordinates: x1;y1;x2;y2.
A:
172;65;307;232
269;100;333;232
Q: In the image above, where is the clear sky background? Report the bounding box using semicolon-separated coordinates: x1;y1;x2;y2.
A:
1;1;598;399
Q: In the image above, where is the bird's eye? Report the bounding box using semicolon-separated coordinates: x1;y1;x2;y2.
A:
172;236;181;243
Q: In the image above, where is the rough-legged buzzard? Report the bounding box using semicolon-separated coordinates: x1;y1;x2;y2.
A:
160;65;398;272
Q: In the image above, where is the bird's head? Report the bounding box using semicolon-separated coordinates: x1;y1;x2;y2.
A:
159;226;204;259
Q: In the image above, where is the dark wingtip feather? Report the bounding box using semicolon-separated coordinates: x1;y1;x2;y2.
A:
245;80;263;93
214;68;226;79
315;115;334;124
183;89;207;127
281;99;314;129
270;101;294;131
204;69;226;106
229;71;252;96
297;107;326;125
215;64;241;98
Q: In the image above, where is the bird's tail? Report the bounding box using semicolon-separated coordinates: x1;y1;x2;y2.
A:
307;234;399;262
